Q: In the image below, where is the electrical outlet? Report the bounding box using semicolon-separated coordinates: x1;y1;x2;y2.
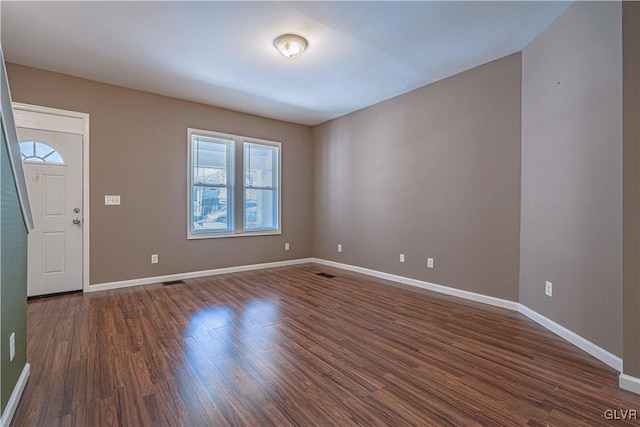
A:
10;333;15;362
545;281;553;297
338;244;342;253
427;258;434;268
285;243;290;251
400;254;405;263
151;254;158;264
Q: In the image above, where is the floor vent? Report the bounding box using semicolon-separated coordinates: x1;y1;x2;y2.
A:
163;280;186;286
316;272;336;279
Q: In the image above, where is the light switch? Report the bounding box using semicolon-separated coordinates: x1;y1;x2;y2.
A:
105;195;121;206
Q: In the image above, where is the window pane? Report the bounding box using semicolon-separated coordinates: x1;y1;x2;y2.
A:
20;141;34;158
45;151;64;164
19;141;65;164
35;141;55;158
192;187;231;233
245;188;277;230
192;136;230;185
244;143;275;188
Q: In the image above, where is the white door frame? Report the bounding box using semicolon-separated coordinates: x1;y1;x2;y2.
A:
13;102;90;292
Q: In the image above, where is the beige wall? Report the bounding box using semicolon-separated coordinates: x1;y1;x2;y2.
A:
623;1;640;378
6;64;313;285
521;2;623;356
312;53;522;301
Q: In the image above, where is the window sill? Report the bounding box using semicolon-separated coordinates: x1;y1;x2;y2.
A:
187;229;282;240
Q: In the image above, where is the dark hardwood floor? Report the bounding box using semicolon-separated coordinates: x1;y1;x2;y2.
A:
12;264;640;426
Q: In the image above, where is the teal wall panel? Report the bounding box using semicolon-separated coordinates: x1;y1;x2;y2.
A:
0;125;28;413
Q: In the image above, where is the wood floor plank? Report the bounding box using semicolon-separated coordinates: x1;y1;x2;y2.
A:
12;264;640;426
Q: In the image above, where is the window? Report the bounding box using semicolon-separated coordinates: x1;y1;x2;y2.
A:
189;132;233;235
244;142;279;231
19;141;64;164
188;129;281;239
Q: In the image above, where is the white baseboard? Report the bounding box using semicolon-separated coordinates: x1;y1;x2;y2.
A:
311;258;519;311
87;258;313;293
517;305;622;372
0;363;30;427
619;373;640;395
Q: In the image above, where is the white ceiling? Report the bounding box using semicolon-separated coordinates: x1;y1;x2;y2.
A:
1;1;570;126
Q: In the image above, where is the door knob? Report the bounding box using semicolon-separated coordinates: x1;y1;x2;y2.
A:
73;218;81;225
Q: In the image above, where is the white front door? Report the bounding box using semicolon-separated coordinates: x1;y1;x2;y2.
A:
18;128;83;296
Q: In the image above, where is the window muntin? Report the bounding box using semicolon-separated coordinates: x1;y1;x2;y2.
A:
190;133;233;235
188;129;281;239
244;142;279;231
20;141;64;164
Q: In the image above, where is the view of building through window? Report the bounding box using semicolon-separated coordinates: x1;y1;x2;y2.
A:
244;142;278;231
191;135;233;233
189;129;280;238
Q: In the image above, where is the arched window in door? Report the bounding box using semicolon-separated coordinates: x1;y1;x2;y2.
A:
19;141;64;164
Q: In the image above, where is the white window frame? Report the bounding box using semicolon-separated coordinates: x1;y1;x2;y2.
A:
243;140;281;233
187;128;282;239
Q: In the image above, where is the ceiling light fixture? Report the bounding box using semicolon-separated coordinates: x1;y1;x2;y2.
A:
274;34;308;59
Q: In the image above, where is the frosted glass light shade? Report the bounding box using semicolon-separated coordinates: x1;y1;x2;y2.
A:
274;34;308;59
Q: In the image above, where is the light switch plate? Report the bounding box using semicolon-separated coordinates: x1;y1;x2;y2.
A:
105;195;121;205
